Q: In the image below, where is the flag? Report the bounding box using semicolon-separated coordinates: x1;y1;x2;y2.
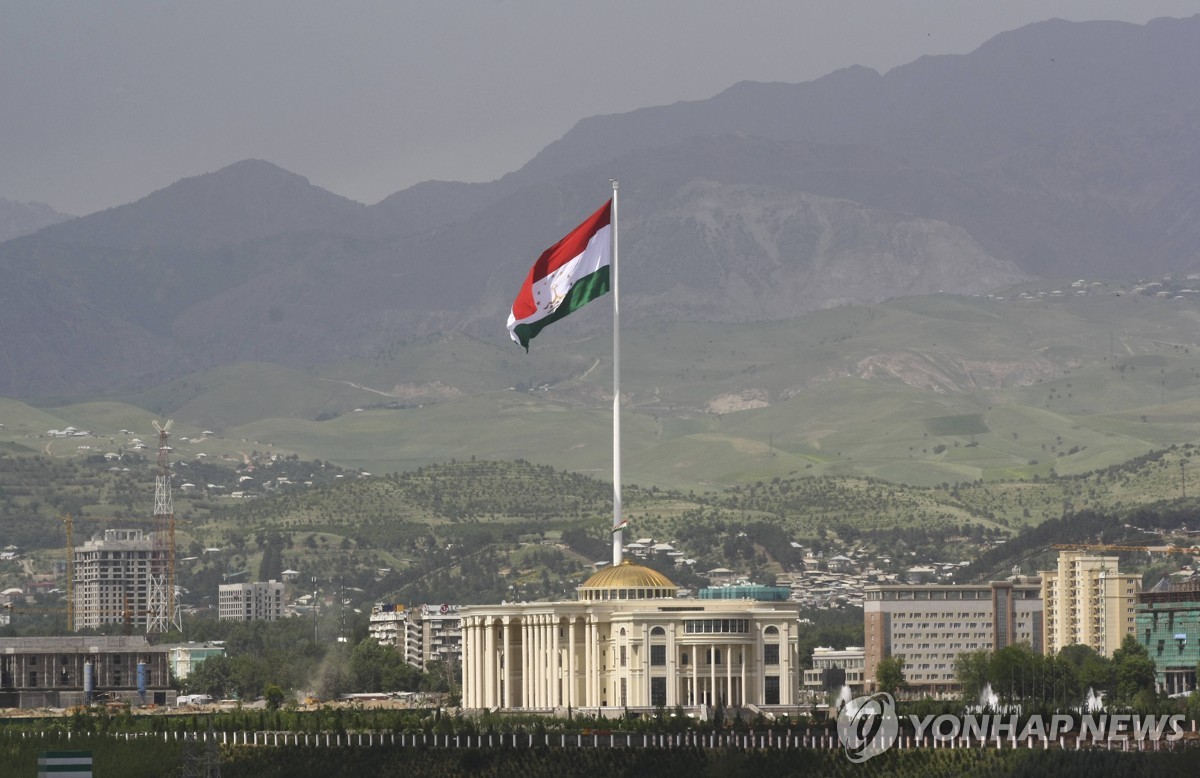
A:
610;518;628;534
507;200;612;350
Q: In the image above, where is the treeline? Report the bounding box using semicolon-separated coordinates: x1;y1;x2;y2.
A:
178;618;453;702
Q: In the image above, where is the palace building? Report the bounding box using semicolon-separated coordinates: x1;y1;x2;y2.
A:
459;561;802;712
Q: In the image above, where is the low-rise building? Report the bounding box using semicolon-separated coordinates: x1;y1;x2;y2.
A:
0;636;173;708
166;642;226;680
803;646;866;699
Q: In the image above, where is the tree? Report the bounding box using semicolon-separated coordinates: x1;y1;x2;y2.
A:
1110;633;1157;705
187;655;234;699
263;683;286;710
954;649;990;704
348;637;419;693
875;656;908;697
1059;643;1113;701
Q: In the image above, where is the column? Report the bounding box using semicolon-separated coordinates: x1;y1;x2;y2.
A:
484;618;496;707
782;622;793;705
459;617;469;708
463;617;473;708
725;643;732;706
521;618;530;709
538;615;547;708
502;619;511;709
739;647;746;707
586;618;595;705
551;618;560;707
567;617;576;708
709;644;716;706
691;648;698;705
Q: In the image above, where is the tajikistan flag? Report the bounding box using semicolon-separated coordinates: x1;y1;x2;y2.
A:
507;200;612;350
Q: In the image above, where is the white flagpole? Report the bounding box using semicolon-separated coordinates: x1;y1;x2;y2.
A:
611;180;623;567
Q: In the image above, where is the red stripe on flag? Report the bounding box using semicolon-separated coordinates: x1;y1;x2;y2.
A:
511;199;611;321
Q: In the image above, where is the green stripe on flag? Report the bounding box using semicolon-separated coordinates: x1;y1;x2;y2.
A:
511;266;610;349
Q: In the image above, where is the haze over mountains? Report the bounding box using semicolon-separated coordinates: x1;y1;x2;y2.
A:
3;15;1200;397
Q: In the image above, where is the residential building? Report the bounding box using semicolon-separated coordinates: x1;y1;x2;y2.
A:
73;529;164;632
368;602;461;669
1136;578;1200;695
218;580;284;622
460;561;803;712
863;578;1043;696
1040;551;1140;656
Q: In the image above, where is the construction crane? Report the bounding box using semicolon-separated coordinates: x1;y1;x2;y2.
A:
61;513;74;632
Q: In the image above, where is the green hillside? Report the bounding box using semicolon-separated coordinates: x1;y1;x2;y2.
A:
8;289;1200;494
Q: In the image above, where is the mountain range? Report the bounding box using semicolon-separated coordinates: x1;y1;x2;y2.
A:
3;15;1200;397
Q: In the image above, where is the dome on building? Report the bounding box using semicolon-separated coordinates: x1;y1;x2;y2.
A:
577;560;678;601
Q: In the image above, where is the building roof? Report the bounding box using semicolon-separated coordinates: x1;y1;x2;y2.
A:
578;560;676;592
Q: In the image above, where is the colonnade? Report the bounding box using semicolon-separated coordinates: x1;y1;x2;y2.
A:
461;612;795;710
462;613;606;710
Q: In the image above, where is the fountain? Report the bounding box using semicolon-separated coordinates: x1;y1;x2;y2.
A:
834;685;857;717
979;683;999;712
1085;687;1104;713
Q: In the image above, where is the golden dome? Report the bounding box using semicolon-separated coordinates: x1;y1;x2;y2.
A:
578;560;677;601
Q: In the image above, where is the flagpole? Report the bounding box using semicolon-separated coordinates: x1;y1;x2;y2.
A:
610;179;623;567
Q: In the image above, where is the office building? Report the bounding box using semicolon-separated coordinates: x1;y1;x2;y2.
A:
863;578;1043;696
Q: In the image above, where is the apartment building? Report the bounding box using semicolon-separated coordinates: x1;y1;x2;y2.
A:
863;578;1043;696
1040;551;1140;656
218;580;285;622
369;602;462;670
73;529;164;632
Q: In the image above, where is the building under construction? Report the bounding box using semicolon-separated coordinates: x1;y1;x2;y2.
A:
0;635;173;708
68;420;182;634
72;528;164;632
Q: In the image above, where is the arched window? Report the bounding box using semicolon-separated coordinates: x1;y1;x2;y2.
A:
764;626;779;636
650;626;666;637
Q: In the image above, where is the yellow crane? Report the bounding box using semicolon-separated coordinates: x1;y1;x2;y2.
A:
1052;543;1200;554
61;513;74;631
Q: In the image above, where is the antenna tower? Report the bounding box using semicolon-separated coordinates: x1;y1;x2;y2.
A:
148;419;182;633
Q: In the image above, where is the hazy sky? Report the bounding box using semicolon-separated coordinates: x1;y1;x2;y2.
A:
2;1;1197;216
